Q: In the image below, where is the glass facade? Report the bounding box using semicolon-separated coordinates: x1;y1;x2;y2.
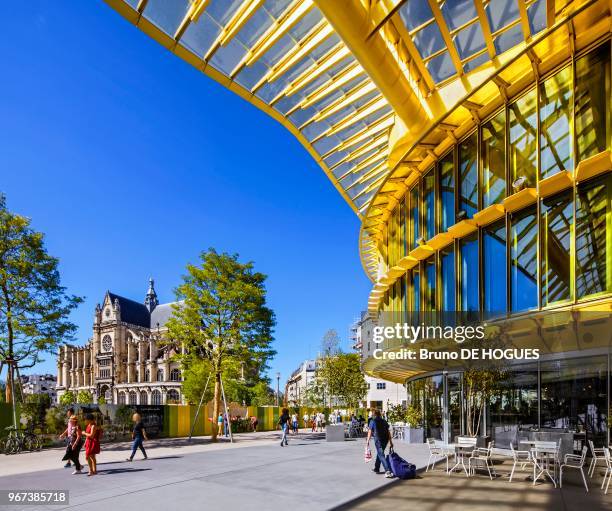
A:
408;355;611;448
379;41;611;320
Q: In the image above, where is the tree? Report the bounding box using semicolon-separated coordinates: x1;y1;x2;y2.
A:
317;353;367;409
0;195;82;428
165;249;276;441
21;393;51;428
76;390;93;404
302;380;325;408
321;329;341;356
59;390;75;406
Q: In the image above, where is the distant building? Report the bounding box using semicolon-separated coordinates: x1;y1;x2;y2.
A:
285;360;317;407
20;374;57;403
352;313;406;412
56;279;183;405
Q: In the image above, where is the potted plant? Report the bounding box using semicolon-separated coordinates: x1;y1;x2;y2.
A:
404;404;424;443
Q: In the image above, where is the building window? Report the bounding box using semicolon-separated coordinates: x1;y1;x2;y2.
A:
481;110;506;207
483;220;507;314
541;191;573;305
439;152;454;231
145;369;150;382
510;207;538;312
424;256;436;312
460;234;479;312
102;335;112;352
509;88;537;188
410;184;420;249
151;390;162;405
423;168;436;240
167;389;180;404
410;268;420;314
376;383;386;390
118;392;126;405
575;41;610;161
540;66;572;179
129;391;137;405
170;369;181;382
459;132;478;218
576;175;611;298
157;369;164;382
440;246;455;312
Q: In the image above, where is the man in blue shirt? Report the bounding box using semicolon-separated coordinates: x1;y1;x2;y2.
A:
366;409;394;478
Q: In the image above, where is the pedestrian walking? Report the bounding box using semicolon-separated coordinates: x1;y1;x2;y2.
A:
83;413;101;476
291;413;298;434
216;413;223;437
58;408;75;468
224;413;229;437
61;415;83;475
303;413;309;430
278;408;290;447
126;413;148;461
250;416;259;432
366;409;394;478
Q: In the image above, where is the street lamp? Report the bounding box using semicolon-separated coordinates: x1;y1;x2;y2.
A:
276;372;280;406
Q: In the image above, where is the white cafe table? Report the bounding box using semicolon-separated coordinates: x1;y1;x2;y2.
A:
437;442;475;476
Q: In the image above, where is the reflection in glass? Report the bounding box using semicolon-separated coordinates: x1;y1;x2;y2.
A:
387;207;397;267
540;66;572;179
510;207;538;311
509;89;538;187
540;356;608;446
410;185;420;249
575;41;610;161
483;220;507;314
459;133;478;218
424;256;436;312
576;176;611;298
460;234;479;312
481;111;506;208
541;191;572;305
423;169;435;240
488;364;538;448
441;247;455;312
411;268;421;313
448;373;463;440
407;376;444;440
399;199;407;259
440;152;455;231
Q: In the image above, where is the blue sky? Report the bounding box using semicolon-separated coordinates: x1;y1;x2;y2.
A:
0;1;371;384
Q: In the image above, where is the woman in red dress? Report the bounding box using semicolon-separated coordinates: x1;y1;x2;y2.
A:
83;413;101;476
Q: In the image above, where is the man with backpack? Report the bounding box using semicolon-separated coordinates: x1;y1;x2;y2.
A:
366;409;394;478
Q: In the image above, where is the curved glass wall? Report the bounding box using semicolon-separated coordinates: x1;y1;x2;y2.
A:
378;39;612;319
406;355;610;448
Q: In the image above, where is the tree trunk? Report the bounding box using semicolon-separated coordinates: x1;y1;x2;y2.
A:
5;364;12;403
211;371;221;442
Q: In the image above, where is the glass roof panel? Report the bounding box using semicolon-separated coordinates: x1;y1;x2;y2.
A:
486;0;520;33
463;50;490;72
181;12;222;58
454;22;486;60
399;0;435;31
206;0;244;25
440;0;478;31
234;61;269;90
263;0;293;18
412;22;446;58
426;51;455;83
528;0;547;35
143;0;190;36
233;6;274;47
124;0;139;8
210;37;248;75
494;22;524;54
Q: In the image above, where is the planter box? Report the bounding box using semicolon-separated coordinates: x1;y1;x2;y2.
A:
400;427;424;444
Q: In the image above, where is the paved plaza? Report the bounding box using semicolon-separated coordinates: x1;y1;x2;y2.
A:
0;431;430;511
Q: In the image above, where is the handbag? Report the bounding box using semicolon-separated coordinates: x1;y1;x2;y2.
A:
386;448;416;479
364;443;372;463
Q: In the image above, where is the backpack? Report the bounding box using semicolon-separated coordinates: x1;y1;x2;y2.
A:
386;448;416;480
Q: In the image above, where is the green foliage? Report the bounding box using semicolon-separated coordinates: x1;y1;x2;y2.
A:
59;391;75;406
114;405;134;434
165;249;276;438
21;393;51;428
0;195;83;404
386;403;406;424
76;390;93;404
45;405;68;434
97;395;106;405
404;404;422;428
317;353;367;408
302;380;325;407
248;381;275;407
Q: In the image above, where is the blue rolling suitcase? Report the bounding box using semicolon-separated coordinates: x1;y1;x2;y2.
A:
387;448;416;479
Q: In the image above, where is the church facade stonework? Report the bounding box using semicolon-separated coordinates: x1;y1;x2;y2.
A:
56;279;183;405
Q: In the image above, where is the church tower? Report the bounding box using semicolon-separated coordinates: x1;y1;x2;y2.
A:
144;277;158;313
